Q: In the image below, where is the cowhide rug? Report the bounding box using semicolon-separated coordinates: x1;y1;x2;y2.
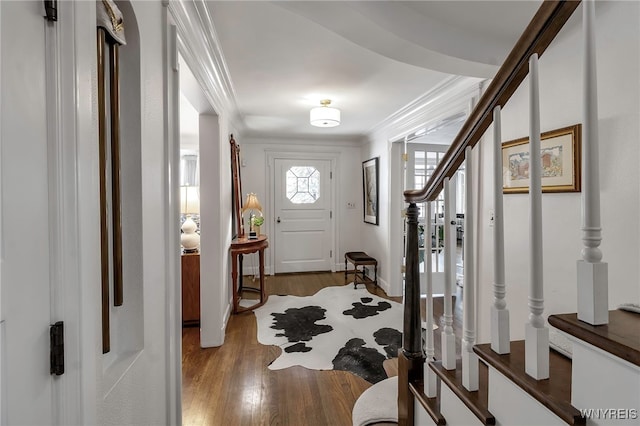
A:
254;285;403;384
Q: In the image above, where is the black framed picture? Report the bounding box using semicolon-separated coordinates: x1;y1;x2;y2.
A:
362;157;379;225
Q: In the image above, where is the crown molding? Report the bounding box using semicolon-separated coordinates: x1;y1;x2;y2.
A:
243;134;365;148
368;75;485;143
168;0;243;131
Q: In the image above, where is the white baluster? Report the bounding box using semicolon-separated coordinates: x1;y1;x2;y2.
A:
491;106;511;354
442;177;456;370
578;0;608;325
423;201;438;398
462;147;478;391
525;53;549;380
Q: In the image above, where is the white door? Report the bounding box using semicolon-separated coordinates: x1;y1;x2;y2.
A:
1;1;55;423
274;159;332;273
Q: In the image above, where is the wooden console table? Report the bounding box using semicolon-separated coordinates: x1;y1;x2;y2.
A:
230;235;268;314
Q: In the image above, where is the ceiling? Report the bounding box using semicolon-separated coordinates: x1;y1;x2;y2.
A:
182;1;542;142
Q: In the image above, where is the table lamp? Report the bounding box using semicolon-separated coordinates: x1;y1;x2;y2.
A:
180;185;200;252
242;193;262;240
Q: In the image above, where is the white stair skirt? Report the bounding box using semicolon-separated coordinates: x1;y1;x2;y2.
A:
415;399;439;426
488;367;565;425
439;383;483;425
569;336;640;426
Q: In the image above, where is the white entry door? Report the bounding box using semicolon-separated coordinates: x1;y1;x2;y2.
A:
274;159;332;273
1;1;55;423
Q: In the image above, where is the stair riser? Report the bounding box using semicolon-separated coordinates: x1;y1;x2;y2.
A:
488;367;564;425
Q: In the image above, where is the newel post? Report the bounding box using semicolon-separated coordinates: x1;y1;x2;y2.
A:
398;202;424;426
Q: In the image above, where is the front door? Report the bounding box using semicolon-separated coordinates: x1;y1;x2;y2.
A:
1;1;55;423
274;159;332;273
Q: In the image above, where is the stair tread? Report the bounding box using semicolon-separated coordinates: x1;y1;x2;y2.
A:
474;341;585;425
409;379;446;425
548;310;640;367
430;359;495;425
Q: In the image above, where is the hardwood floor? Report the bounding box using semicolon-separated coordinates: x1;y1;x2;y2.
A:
181;272;462;425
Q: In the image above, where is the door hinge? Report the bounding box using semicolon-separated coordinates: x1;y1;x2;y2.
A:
330;211;333;219
44;0;58;21
330;171;333;179
50;321;64;376
330;250;333;258
402;153;409;162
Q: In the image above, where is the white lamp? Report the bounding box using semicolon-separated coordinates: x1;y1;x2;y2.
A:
310;99;341;128
180;185;200;252
242;193;263;240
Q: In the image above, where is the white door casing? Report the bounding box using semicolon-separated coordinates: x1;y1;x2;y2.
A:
274;158;332;273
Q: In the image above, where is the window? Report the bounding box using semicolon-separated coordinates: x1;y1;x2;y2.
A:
286;166;320;204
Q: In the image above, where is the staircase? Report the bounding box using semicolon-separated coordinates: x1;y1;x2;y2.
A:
397;1;640;425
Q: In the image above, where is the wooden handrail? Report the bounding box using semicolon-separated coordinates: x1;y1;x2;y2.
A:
404;0;581;203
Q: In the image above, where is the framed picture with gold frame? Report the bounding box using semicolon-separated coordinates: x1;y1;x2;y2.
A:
502;124;582;194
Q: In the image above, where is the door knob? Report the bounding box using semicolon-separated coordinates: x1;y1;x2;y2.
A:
277;217;281;223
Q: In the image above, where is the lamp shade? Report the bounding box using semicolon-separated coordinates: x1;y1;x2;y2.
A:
180;186;200;215
310;99;340;128
242;193;262;213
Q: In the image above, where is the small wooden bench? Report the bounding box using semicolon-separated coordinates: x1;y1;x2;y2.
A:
345;251;378;289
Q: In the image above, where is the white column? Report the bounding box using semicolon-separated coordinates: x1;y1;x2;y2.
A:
525;53;549;380
441;177;456;370
423;201;438;398
578;0;608;325
462;147;478;391
491;106;510;354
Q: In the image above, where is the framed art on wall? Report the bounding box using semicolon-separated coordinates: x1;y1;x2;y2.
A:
362;157;379;225
502;124;582;194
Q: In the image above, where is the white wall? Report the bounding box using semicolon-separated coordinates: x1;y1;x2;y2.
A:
360;137;394;294
199;116;237;348
476;1;640;343
241;137;364;276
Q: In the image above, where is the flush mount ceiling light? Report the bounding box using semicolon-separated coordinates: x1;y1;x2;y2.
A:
310;99;341;128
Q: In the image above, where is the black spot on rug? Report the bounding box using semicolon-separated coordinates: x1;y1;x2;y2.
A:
343;300;392;319
271;305;333;342
332;338;387;384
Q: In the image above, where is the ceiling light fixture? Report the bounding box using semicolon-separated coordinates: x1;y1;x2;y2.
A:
310;99;340;128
